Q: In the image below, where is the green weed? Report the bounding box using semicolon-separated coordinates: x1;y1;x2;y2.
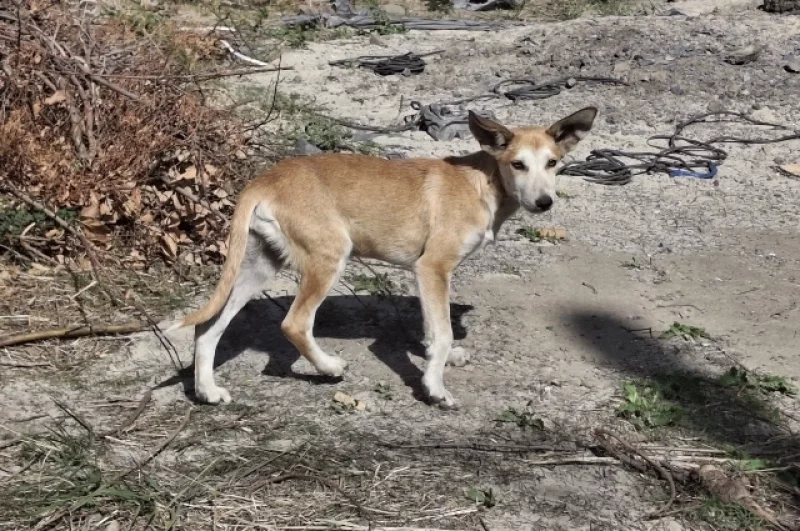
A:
517;226;566;244
546;0;640;20
555;189;575;199
425;0;453;13
494;404;544;430
660;322;710;341
617;381;684;429
500;265;521;276
347;272;395;297
374;381;393;400
696;496;768;531
717;367;797;397
0;206;78;239
465;487;496;508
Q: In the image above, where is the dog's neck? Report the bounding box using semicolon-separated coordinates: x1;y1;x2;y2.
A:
444;150;520;235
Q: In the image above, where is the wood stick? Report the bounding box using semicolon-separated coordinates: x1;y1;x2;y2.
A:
97;389;152;438
0;322;148;348
594;428;679;515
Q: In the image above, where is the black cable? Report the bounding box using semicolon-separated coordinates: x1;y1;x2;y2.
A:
561;111;799;185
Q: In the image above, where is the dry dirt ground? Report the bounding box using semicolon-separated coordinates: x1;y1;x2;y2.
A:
2;1;800;530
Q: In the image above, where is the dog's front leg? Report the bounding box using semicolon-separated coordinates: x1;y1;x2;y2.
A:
416;259;458;409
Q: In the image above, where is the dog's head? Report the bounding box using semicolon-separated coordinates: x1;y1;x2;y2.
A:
468;107;597;213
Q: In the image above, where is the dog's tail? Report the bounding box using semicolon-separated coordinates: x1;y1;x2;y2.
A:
167;189;261;331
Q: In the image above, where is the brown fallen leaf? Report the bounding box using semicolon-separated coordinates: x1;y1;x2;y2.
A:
44;91;66;105
333;391;367;411
160;233;179;261
779;164;800;177
697;465;788;531
178;165;197;182
539;228;568;240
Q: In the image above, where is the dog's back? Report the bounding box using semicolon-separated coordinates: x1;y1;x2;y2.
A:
245;153;492;266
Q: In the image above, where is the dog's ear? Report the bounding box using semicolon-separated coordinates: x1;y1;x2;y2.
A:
546;107;598;153
469;111;514;155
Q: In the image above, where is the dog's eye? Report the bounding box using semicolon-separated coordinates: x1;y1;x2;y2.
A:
546;159;558;169
511;160;527;171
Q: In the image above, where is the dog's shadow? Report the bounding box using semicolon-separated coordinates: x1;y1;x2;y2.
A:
158;295;473;403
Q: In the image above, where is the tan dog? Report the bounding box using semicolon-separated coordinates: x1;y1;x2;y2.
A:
171;107;598;408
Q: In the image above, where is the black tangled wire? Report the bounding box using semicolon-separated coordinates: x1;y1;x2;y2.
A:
325;51;799;185
561;111;800;185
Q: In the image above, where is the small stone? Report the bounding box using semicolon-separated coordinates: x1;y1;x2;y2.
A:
565;77;577;88
707;101;724;113
613;61;631;77
752;107;778;123
291;138;322;156
670;85;686;96
725;44;761;65
369;34;387;47
381;3;406;17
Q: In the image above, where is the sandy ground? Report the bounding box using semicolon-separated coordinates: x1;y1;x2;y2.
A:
2;1;800;529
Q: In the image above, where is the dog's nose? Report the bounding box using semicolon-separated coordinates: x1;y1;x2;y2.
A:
535;195;553;211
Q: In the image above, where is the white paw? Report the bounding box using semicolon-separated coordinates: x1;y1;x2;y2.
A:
422;376;459;410
196;384;232;405
316;355;348;378
447;346;471;367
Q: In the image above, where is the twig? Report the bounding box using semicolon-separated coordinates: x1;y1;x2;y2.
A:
594;428;679;515
219;39;271;67
0;361;52;368
97;389;152;438
70;279;98;299
524;456;620;466
52;398;95;436
47;66;293;80
0;243;32;263
249;473;372;524
111;406;192;482
378;440;562;453
0;322;148;348
0;186;185;370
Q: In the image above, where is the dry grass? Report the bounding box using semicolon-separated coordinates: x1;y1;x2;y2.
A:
0;0;282;270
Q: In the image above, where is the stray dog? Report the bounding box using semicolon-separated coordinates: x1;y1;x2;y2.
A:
170;107;597;408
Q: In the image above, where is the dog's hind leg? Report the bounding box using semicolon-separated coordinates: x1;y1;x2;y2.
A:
280;247;349;378
194;234;281;404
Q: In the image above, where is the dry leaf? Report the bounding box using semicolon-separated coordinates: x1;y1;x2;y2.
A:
29;262;52;275
80;200;100;221
779;163;800;177
82;219;112;242
540;228;568;240
160;233;178;261
44;91;66;105
178;165;197;182
333;391;367;411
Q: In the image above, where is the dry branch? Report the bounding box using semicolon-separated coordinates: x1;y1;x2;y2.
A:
1;1;268;268
594;428;679;514
97;389;152;438
0;322;148;348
